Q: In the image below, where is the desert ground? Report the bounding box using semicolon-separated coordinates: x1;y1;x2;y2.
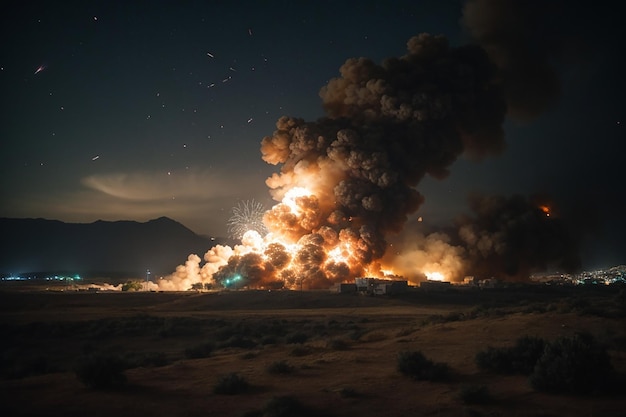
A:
1;282;625;417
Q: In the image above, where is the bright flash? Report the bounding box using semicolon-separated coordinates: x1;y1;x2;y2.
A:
425;271;445;281
283;187;312;215
539;205;550;217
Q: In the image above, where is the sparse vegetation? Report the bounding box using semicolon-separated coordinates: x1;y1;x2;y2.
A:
530;333;613;395
397;350;450;382
266;360;295;374
243;395;311;417
184;341;215;359
286;331;309;344
289;346;312;357
339;386;361;398
476;333;614;395
74;354;128;390
475;335;546;375
2;286;625;417
218;334;257;349
361;331;389;342
458;384;492;404
213;372;250;395
4;354;57;379
123;351;170;368
326;338;350;350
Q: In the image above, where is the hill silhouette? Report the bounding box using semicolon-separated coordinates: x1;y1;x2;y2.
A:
0;217;225;278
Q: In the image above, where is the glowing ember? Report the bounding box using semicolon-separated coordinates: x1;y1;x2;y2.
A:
539;205;550;217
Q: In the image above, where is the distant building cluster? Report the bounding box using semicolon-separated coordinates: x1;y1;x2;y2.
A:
1;274;81;282
530;265;626;286
332;277;408;295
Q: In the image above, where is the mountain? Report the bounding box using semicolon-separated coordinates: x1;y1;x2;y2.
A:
0;217;222;278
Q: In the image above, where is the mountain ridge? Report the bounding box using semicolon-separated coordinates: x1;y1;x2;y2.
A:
0;216;227;278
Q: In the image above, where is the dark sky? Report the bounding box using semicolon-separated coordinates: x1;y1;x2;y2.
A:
1;0;624;270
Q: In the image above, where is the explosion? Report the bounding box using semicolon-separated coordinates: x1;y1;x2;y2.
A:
157;32;506;291
158;2;581;290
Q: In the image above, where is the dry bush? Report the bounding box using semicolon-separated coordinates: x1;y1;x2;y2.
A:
213;372;250;395
397;350;450;382
266;360;295;374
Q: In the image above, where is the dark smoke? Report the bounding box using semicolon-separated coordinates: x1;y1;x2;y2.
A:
207;6;579;289
454;193;581;281
217;33;508;288
462;0;566;121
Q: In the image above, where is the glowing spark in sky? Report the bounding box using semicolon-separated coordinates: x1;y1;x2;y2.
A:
34;65;45;75
539;205;550;217
227;199;269;239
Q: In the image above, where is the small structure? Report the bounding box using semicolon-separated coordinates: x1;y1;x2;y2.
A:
331;283;357;294
477;278;498;288
463;276;476;285
355;277;408;295
420;279;452;292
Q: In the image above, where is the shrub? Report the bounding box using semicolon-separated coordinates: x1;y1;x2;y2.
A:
327;338;350;350
213;372;250;395
458;384;492;404
6;355;56;379
184;341;215;359
361;331;388;342
289;346;311;357
241;351;258;360
74;354;128;390
530;333;613;395
286;332;309;344
242;395;309;417
397;350;450;381
260;335;278;345
339;386;361;398
124;351;170;368
475;336;546;375
219;335;257;349
266;360;295;375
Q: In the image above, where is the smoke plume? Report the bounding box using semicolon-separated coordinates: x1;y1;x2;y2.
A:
160;5;579;290
462;0;566;121
453;193;581;281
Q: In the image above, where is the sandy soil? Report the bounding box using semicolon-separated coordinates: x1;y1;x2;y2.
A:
1;286;624;417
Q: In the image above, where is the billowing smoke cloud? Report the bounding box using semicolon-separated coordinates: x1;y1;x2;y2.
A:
160;7;577;290
166;32;509;290
452;193;580;281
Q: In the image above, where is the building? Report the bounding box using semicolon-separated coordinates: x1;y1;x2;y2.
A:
330;283;357;294
419;279;452;291
355;277;408;295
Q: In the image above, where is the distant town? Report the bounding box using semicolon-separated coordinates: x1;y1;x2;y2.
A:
529;264;626;286
2;265;624;291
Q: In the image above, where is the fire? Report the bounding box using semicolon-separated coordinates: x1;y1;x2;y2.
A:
539;205;550;217
160;31;517;292
282;187;312;215
425;271;445;281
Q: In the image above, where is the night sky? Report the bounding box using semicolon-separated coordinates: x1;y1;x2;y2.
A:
1;0;624;271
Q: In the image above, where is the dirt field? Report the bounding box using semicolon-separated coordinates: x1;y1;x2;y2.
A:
1;284;625;417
